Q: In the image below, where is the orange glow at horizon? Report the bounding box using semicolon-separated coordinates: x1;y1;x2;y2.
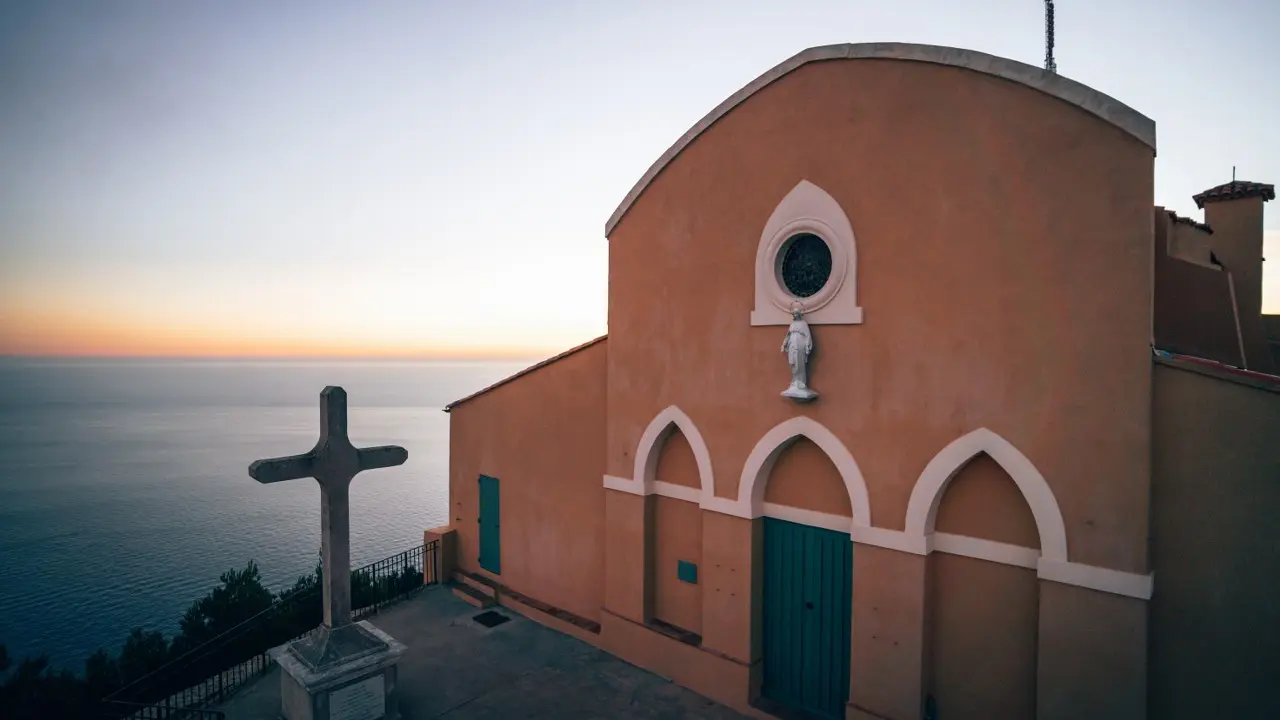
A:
0;306;584;361
0;239;609;361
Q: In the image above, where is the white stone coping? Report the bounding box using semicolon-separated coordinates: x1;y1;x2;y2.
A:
270;621;407;693
605;42;1157;237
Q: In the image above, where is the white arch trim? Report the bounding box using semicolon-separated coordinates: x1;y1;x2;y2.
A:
602;406;717;501
905;427;1068;562
603;413;873;529
632;405;715;498
600;421;1153;600
737;415;872;528
899;427;1152;600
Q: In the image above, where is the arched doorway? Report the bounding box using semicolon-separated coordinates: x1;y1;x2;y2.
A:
743;424;865;720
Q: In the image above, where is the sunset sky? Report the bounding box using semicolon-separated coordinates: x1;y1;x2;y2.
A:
1;0;1277;359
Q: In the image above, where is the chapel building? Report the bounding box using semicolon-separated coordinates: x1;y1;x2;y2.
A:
433;43;1280;720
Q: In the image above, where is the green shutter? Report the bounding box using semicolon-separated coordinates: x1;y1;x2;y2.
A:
478;475;501;574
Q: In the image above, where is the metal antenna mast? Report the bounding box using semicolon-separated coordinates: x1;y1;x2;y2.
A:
1045;0;1057;73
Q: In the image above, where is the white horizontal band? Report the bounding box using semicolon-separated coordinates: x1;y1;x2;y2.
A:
603;473;1152;600
1038;559;1153;600
933;532;1040;569
761;503;849;533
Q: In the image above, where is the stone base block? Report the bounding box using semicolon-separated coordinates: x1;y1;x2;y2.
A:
270;621;407;720
782;385;818;402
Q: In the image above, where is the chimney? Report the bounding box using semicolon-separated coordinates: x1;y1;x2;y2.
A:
1192;179;1275;370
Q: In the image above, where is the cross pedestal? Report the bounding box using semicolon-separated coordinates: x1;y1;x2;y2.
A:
249;387;409;720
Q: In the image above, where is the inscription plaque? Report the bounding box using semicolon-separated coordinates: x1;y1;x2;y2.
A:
329;674;385;720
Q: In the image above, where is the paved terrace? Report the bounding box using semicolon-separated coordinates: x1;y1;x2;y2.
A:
217;587;748;719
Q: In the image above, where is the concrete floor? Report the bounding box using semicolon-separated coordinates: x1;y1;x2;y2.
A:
216;587;748;719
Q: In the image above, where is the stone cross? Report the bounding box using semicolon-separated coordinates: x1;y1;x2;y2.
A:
249;386;407;629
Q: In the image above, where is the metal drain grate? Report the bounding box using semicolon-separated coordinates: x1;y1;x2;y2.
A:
472;610;511;628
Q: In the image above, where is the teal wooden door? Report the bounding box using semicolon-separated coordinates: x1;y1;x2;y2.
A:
762;517;852;719
478;475;501;574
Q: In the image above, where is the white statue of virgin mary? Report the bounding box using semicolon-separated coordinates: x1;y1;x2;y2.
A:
780;303;817;402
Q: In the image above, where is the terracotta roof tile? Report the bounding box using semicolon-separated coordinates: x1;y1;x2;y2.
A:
1165;210;1213;234
1192;180;1275;209
1153;347;1280;393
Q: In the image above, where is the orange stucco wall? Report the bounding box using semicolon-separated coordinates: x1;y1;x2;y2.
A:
604;489;646;622
606;57;1154;576
447;339;607;623
698;511;757;664
929;555;1038;720
850;545;928;718
1148;359;1280;718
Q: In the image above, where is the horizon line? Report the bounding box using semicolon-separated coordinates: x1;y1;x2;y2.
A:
0;352;551;363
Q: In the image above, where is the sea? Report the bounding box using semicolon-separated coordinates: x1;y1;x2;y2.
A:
0;357;528;673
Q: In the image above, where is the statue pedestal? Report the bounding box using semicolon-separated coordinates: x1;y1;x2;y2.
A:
270;621;406;720
782;385;818;403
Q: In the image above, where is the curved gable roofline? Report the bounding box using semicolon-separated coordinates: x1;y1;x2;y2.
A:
605;42;1158;237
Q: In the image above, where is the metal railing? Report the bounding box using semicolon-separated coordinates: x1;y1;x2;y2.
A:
352;541;438;620
99;541;438;718
98;700;226;719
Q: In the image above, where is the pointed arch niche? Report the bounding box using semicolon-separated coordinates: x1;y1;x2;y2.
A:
737;416;872;531
750;180;864;326
896;427;1153;601
629;406;715;502
905;427;1067;563
648;426;703;634
621;406;714;636
915;434;1046;719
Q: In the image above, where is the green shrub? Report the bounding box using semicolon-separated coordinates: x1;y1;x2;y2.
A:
0;548;422;719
